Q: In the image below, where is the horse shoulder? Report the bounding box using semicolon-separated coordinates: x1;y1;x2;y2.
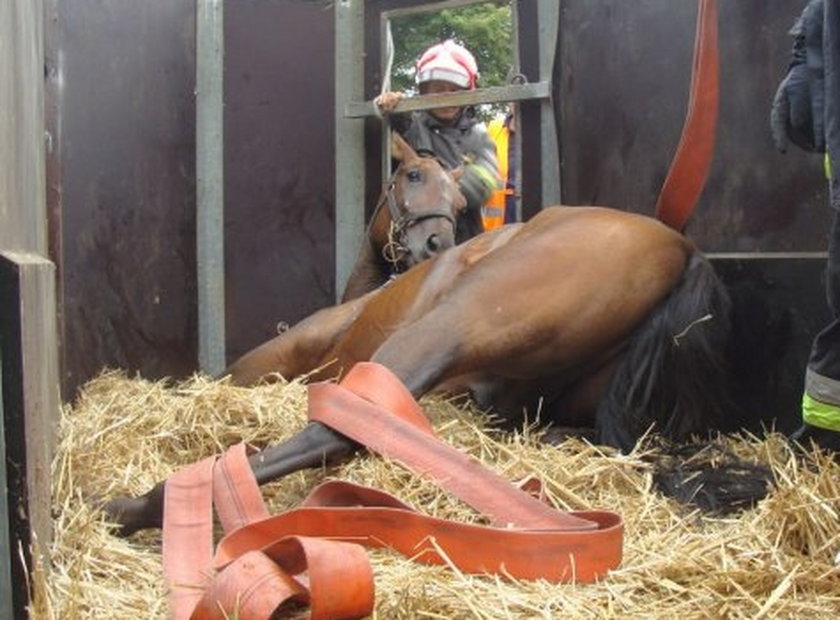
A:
225;292;378;386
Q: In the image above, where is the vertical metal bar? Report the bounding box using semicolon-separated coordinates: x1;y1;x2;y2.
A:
335;0;366;301
511;1;523;222
380;16;393;186
196;0;226;374
538;0;561;205
0;348;11;620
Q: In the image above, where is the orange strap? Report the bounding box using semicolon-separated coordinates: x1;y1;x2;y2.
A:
162;362;623;619
654;0;719;231
162;456;216;619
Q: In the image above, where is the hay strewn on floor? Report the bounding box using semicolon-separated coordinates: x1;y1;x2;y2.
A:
31;370;840;618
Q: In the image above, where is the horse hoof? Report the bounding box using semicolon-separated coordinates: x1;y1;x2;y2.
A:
101;495;155;537
542;426;597;446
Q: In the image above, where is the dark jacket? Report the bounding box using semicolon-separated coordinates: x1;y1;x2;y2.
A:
770;0;826;154
825;0;840;209
393;107;501;242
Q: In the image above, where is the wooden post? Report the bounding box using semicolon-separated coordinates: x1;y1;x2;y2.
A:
0;251;60;619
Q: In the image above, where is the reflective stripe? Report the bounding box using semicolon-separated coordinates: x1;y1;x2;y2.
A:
482;205;504;221
802;393;840;431
802;368;840;430
471;163;499;192
804;367;840;406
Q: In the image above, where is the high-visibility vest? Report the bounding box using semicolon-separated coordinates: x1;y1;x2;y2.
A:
483;117;512;230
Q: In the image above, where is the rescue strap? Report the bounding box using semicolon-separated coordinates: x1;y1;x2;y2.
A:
655;0;719;231
162;362;623;619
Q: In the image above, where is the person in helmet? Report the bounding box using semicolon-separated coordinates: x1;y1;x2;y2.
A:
376;39;501;243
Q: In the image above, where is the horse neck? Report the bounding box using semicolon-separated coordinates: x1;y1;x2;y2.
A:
339;194;394;302
368;193;394;250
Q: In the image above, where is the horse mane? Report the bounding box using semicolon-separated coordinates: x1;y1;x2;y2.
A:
595;251;738;451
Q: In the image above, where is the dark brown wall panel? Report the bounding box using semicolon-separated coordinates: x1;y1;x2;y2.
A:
55;1;335;395
558;0;830;252
58;0;198;396
224;1;335;361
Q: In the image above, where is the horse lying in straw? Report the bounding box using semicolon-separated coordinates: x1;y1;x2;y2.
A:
105;203;735;535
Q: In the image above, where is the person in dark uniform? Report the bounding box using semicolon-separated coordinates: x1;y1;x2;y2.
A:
772;0;840;452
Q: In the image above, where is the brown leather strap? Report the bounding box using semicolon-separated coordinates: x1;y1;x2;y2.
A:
163;362;623;619
655;0;719;231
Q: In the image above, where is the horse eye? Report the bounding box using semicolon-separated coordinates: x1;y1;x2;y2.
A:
407;169;423;182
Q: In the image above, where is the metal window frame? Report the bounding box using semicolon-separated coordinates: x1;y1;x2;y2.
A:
334;0;561;298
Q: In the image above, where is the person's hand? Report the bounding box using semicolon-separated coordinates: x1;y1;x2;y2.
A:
770;63;824;154
374;91;405;114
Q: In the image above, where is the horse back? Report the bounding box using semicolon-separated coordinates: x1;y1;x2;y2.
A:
343;207;695;400
435;207;695;375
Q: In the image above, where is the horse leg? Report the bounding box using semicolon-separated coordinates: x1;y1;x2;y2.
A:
105;297;383;535
104;315;458;534
103;421;356;536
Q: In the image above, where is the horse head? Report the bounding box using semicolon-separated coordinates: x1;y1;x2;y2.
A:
375;131;466;271
340;132;466;302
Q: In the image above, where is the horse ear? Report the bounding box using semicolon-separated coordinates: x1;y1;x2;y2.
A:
391;131;417;162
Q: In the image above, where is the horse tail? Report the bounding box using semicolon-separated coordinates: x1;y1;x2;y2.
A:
595;251;735;452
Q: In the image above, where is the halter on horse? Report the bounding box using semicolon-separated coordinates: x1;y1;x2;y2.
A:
340;132;466;301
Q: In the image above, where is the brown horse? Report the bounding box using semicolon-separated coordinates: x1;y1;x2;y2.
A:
105;205;734;534
339;132;466;301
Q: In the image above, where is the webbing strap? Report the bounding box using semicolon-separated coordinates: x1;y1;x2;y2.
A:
163;456;216;619
212;443;269;531
162;362;623;619
310;368;595;531
654;0;719;231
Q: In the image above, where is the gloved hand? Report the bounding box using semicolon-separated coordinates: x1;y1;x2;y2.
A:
770;62;825;153
374;91;406;115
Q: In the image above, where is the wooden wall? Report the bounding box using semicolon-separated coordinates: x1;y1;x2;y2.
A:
1;0;60;617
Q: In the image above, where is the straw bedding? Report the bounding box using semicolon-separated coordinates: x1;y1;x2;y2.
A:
31;370;840;618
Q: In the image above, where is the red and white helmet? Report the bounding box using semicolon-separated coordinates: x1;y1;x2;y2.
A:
415;40;479;90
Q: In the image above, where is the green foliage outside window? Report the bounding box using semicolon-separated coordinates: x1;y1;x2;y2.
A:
387;1;513;119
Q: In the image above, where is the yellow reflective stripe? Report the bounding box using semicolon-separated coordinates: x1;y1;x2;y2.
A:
488;118;509;186
825;153;832;180
470;163;501;191
802;392;840;431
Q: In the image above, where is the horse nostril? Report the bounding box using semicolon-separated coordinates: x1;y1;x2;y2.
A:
426;234;441;254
